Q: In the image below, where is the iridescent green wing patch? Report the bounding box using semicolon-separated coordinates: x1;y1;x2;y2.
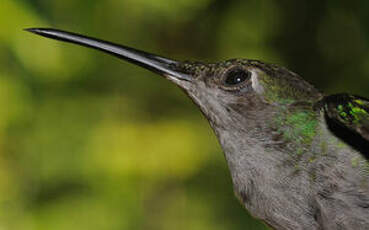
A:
321;94;369;141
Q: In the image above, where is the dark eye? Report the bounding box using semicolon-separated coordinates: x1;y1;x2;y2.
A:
224;69;251;86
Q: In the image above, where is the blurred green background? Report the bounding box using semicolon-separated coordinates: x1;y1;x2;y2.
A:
1;0;369;229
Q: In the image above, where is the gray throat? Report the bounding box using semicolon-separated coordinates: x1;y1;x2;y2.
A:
213;108;369;230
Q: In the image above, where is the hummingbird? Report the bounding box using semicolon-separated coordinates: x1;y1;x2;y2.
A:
26;28;369;230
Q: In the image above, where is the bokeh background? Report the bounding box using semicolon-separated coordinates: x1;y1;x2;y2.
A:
1;0;369;229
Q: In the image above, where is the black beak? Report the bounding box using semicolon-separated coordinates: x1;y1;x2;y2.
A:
25;28;191;82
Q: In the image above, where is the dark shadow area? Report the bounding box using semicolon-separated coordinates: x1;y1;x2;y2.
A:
27;178;91;208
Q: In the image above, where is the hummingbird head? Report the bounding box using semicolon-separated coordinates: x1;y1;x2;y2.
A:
26;28;322;138
171;59;322;132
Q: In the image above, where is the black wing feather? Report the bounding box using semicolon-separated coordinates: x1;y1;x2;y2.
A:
319;93;369;142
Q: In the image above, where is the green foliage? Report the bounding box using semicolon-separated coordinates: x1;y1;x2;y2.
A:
1;0;369;229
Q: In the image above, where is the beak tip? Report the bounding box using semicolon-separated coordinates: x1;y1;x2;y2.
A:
24;28;56;38
24;28;40;33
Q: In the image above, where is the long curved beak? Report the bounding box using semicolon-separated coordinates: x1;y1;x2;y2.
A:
25;28;192;82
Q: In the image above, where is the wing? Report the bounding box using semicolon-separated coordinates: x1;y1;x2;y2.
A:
319;93;369;142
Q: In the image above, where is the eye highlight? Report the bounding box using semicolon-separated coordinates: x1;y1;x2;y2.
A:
223;68;251;87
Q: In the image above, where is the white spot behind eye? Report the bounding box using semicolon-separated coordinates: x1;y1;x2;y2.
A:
250;69;264;94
